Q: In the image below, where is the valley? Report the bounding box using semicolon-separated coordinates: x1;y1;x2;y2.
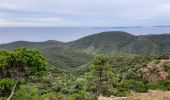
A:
0;31;170;100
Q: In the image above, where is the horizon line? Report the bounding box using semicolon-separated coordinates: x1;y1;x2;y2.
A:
0;31;170;45
0;25;170;28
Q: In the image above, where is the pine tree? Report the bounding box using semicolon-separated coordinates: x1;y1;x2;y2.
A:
85;55;113;96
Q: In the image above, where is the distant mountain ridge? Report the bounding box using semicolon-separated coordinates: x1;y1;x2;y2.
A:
68;31;170;55
0;31;170;69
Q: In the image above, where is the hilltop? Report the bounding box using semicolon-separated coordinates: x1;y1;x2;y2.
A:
0;31;170;70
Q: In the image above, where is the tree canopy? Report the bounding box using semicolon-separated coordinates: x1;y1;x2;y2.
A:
85;55;113;96
0;48;47;97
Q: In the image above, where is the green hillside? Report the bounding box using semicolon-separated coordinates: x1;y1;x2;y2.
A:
1;31;170;100
68;31;136;54
0;31;170;70
68;31;170;55
0;40;93;71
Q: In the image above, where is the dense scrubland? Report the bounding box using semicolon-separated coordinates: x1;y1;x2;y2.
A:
0;31;170;100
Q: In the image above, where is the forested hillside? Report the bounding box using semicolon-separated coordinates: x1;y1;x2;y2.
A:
1;31;170;69
0;31;170;100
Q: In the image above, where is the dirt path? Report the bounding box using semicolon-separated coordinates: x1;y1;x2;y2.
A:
98;90;170;100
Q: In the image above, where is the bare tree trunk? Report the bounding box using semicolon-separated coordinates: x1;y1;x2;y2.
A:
7;81;18;100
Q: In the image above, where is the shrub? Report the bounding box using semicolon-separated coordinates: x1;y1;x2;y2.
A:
0;78;15;97
41;92;58;100
114;80;148;96
12;84;40;100
66;93;84;100
148;80;170;90
60;88;69;94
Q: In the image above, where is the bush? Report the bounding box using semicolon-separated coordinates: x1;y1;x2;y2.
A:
0;78;15;97
66;92;97;100
84;93;97;100
60;88;69;94
114;80;148;96
0;97;6;100
12;84;40;100
66;93;84;100
41;92;58;100
165;64;170;74
148;80;170;90
120;80;147;92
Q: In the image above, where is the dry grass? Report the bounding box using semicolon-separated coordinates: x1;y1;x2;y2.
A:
98;90;170;100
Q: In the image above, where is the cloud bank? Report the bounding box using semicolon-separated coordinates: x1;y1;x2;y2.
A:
0;0;170;27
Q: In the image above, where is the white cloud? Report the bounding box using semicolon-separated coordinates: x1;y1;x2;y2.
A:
0;17;79;27
157;3;170;14
0;2;17;9
0;0;170;26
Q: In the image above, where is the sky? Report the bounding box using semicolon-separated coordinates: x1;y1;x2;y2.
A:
0;0;170;27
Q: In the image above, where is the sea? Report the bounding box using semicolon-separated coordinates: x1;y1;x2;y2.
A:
0;27;170;44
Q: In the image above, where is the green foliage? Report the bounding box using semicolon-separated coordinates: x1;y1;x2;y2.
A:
41;92;58;100
0;51;10;71
0;37;170;98
60;88;69;94
12;84;40;100
165;64;170;74
0;97;6;100
148;80;170;90
0;48;47;79
0;40;93;72
66;93;85;100
0;78;15;96
1;32;170;73
13;48;47;77
85;55;113;96
61;92;97;100
110;54;151;81
115;80;148;94
0;48;47;97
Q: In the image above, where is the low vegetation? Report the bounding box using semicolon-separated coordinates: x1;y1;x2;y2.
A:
0;47;170;100
0;31;170;100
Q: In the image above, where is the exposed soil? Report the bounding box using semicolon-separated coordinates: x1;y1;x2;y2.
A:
98;90;170;100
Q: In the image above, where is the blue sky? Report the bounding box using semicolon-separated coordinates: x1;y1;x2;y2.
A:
0;0;170;27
